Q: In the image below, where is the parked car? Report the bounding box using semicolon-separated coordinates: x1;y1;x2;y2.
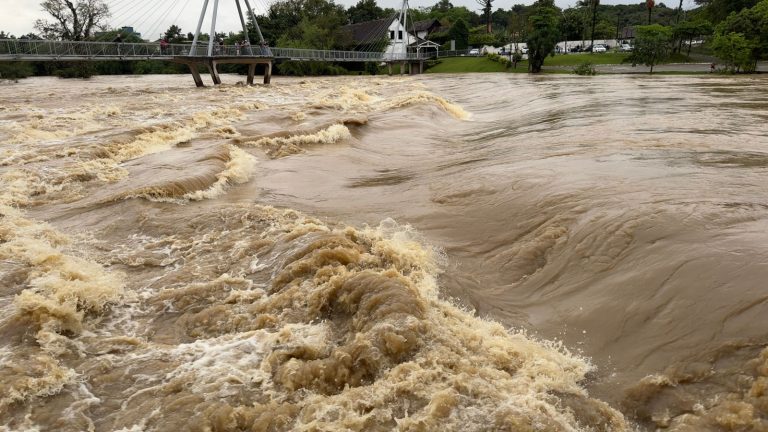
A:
469;48;480;56
620;43;633;52
593;44;607;53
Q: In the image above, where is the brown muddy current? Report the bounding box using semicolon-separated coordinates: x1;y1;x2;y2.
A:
0;73;767;431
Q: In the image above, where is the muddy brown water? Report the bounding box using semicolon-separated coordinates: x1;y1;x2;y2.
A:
1;73;767;431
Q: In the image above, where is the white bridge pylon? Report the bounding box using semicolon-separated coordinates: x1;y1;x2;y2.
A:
190;0;267;57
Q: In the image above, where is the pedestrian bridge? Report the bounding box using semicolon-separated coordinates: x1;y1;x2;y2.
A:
0;38;433;86
0;39;428;62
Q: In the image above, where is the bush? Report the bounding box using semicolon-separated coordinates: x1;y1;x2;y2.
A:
54;62;95;79
573;61;597;75
711;32;756;73
277;61;348;76
486;52;512;68
0;62;33;81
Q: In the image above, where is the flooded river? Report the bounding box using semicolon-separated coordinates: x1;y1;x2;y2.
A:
1;73;767;431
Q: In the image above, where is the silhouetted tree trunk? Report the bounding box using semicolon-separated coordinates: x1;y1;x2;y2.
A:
476;0;493;33
646;0;655;24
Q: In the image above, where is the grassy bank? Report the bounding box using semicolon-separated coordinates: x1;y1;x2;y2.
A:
545;52;629;66
425;57;511;73
424;52;703;74
424;54;629;74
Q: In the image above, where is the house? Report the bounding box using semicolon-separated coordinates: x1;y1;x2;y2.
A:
411;19;441;40
341;18;439;59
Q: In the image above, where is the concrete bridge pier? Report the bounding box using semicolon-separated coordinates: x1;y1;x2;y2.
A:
208;60;222;85
246;61;271;85
263;62;272;85
176;57;273;87
188;63;205;87
247;64;256;85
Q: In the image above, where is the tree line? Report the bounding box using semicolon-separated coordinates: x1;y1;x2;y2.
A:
517;0;767;73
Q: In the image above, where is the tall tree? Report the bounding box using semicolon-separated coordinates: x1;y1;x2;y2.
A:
646;0;655;24
477;0;493;33
347;0;386;24
163;25;184;43
577;0;599;48
526;0;559;73
434;0;454;12
625;24;672;73
447;18;470;49
694;0;759;23
34;0;110;40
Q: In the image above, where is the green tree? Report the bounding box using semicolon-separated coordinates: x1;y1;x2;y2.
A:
694;0;760;23
477;0;493;33
347;0;386;24
448;18;470;49
259;0;348;48
434;0;453;11
714;0;768;69
525;0;559;73
560;7;583;41
711;32;755;72
164;25;185;43
625;24;672;73
34;0;110;40
674;19;713;55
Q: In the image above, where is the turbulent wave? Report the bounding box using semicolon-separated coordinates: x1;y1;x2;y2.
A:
0;205;125;412
116;144;258;203
8;204;626;430
383;90;470;120
239;122;358;159
623;343;768;430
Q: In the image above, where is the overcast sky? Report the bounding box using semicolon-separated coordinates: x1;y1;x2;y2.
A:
1;0;697;39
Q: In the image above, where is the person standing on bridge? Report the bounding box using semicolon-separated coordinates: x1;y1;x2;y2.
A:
113;33;123;56
160;39;169;55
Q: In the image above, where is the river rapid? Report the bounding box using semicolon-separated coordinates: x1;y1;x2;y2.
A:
1;73;767;431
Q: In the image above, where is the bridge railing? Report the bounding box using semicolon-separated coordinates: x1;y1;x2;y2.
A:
0;39;427;61
0;39;272;58
435;50;476;58
269;47;427;61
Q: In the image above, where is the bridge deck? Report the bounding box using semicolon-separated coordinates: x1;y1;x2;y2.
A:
0;40;428;63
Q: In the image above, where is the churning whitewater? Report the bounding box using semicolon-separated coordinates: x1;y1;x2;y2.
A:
1;73;768;431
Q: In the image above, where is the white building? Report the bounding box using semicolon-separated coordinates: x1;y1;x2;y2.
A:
342;18;441;60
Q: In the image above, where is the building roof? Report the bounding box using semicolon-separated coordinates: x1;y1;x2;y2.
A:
411;19;441;33
341;18;393;43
